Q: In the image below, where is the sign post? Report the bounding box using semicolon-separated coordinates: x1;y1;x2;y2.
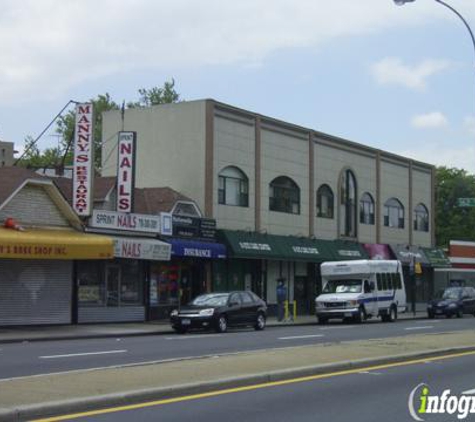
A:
457;198;475;207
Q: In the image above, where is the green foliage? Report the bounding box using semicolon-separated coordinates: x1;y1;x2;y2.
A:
127;79;181;108
435;166;475;247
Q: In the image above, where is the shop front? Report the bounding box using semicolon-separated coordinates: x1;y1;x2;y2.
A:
149;238;227;318
0;227;113;326
218;230;340;315
77;235;171;323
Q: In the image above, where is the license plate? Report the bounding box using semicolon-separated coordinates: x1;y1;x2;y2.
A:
344;312;353;317
435;310;443;314
181;318;191;325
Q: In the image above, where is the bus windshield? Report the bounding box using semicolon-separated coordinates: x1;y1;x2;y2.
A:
322;279;363;294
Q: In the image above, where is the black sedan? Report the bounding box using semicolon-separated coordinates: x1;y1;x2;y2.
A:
427;286;475;318
170;291;267;334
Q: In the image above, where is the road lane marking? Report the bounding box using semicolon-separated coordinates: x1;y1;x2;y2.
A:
278;334;325;340
318;326;355;331
31;349;475;422
358;371;383;375
39;350;128;359
404;326;434;331
165;334;223;340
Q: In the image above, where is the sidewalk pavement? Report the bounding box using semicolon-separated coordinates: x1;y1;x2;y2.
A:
0;310;428;344
1;325;474;421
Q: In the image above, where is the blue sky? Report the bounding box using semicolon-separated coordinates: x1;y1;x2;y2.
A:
1;0;475;172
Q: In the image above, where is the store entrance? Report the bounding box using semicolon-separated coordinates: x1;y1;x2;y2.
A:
180;261;206;305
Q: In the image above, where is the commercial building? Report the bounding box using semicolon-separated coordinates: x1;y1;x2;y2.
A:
102;99;438;312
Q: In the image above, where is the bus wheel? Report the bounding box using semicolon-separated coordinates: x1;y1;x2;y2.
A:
387;305;397;322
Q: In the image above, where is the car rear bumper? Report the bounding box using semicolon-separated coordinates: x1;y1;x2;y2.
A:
170;315;215;330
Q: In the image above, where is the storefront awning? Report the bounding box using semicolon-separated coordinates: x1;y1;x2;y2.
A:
332;240;369;260
113;236;171;261
362;243;392;260
219;230;335;262
0;227;113;260
169;238;226;259
389;244;430;266
421;247;451;268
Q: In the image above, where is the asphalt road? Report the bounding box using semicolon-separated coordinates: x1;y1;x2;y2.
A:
1;317;474;380
52;350;475;422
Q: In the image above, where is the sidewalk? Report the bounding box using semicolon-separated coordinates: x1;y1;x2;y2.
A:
0;326;473;421
0;310;428;344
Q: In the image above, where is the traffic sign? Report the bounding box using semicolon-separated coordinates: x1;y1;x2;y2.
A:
457;198;475;207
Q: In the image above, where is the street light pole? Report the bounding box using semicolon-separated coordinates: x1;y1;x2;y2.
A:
393;0;475;67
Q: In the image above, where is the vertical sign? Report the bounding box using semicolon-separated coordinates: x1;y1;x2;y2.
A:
117;131;136;213
73;103;94;216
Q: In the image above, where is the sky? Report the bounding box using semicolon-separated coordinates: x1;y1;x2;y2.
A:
1;0;475;172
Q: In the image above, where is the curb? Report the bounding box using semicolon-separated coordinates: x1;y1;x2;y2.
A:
2;344;474;421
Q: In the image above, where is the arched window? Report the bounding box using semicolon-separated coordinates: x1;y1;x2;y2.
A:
414;203;429;232
339;169;357;237
316;184;334;219
269;176;300;214
384;198;404;229
360;192;375;225
218;166;249;207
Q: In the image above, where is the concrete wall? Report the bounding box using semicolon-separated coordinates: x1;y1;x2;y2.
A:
102;100;207;212
412;166;432;247
380;159;410;244
0;141;15;167
260;124;309;236
214;110;255;230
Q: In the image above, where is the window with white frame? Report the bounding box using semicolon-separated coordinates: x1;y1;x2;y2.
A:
360;192;375;225
218;166;249;207
316;184;334;218
269;176;300;214
384;198;404;229
414;203;429;232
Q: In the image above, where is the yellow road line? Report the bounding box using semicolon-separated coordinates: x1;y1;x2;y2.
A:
32;349;475;422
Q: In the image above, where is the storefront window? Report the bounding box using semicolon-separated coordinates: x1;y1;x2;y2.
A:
77;260;144;308
150;263;180;306
120;260;143;306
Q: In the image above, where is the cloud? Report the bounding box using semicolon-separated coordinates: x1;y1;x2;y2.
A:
0;0;428;104
464;116;475;136
371;57;452;90
400;143;475;174
411;112;448;129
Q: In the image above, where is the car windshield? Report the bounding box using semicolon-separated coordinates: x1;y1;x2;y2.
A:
190;294;229;307
436;288;462;300
323;280;362;294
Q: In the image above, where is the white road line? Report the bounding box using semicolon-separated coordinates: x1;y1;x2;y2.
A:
165;334;224;340
278;334;325;340
404;326;434;331
358;371;383;375
462;388;475;395
39;350;128;359
319;326;355;331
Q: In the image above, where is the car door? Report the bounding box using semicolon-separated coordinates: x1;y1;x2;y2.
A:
239;292;257;324
226;293;243;326
464;288;475;314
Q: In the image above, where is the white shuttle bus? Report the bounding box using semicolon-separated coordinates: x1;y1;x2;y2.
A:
315;260;407;324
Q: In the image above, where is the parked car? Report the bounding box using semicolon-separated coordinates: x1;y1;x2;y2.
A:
427;286;475;318
170;291;267;334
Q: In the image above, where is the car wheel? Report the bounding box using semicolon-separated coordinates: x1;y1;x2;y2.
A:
254;313;266;331
457;308;463;318
355;306;366;323
215;315;228;333
428;311;434;319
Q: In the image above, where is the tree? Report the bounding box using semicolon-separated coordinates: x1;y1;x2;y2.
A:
127;79;181;108
435;166;475;246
